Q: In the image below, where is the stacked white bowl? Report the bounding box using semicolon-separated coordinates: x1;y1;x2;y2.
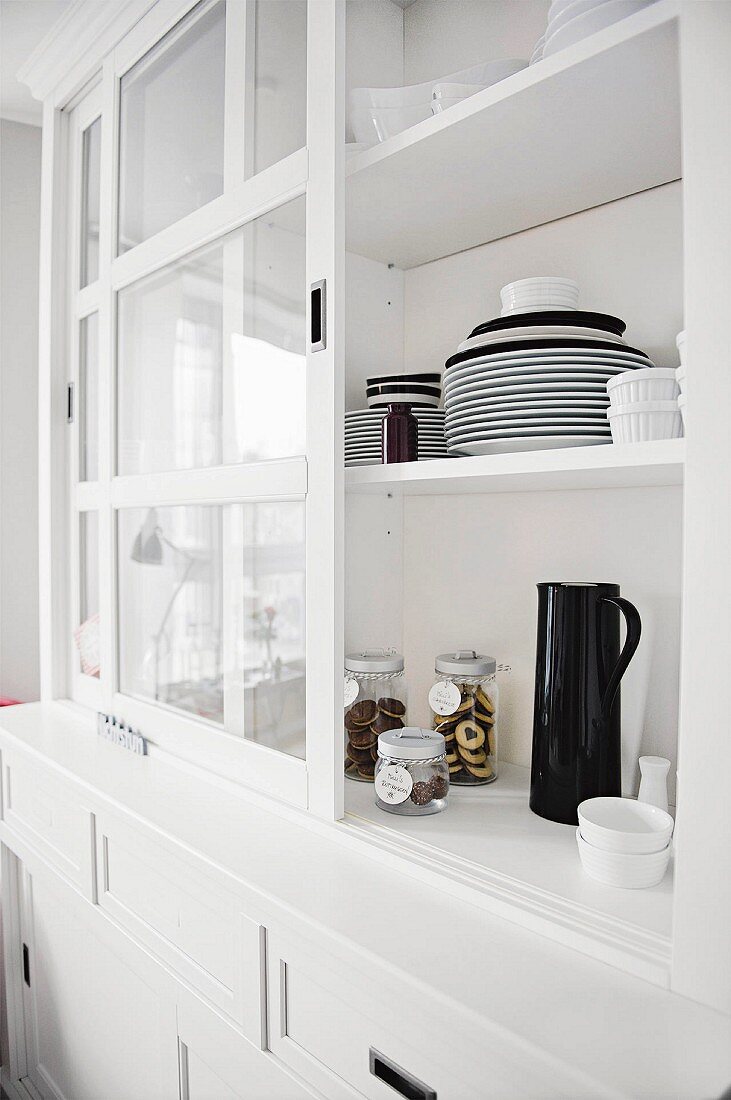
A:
576;797;674;888
676;330;686;428
349;58;526;146
531;0;656;64
500;276;579;317
606;367;682;443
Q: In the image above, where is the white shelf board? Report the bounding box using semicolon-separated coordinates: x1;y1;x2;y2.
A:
345;438;685;495
346;1;680;268
344;762;673;985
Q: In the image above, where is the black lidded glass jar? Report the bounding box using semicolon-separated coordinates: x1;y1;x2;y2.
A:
382;403;418;463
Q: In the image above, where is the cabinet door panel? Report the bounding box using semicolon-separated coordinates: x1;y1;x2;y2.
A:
19;861;178;1100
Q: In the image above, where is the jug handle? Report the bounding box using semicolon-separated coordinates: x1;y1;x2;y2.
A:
600;596;642;718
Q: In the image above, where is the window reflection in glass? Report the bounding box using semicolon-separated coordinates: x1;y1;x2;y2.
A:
80;117;101;287
117;196;306;475
80;313;99;481
250;0;307;178
118;2;225;252
118;501;306;759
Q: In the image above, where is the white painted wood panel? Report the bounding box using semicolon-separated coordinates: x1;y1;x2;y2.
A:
96;808;263;1035
671;0;731;1017
19;860;179;1100
177;988;314;1100
0;751;95;899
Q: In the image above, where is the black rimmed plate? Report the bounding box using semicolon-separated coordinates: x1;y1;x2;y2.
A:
445;337;649;371
468;310;626;339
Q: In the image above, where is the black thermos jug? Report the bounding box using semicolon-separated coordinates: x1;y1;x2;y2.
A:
530;582;642;825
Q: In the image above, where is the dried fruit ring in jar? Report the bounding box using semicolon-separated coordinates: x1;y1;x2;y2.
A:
456;719;485;751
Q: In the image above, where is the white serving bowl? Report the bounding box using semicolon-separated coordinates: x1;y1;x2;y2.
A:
676;329;686;367
576;829;671;888
578;796;674;853
351;105;431;145
432;82;488;100
607;400;683;443
432;97;473;115
606;367;679;407
501;303;578;316
349;59;526;112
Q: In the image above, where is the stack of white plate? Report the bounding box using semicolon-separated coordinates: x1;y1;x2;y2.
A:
444;306;653;455
345;409;448;466
576;797;673;888
532;0;656;64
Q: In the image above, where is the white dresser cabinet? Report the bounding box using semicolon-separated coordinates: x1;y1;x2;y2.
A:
2;0;731;1096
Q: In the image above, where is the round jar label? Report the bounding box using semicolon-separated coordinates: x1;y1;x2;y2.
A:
429;679;461;716
344;676;359;708
375;764;413;805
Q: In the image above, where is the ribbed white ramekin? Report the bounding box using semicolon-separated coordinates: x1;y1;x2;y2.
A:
607;367;679;407
607;401;683;443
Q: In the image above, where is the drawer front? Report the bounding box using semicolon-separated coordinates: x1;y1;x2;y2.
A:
266;924;596;1100
96;810;263;1036
0;750;95;898
267;927;485;1100
177;988;314;1100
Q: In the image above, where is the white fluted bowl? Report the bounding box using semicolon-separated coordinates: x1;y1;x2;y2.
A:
607;401;682;443
578;797;674;853
607;367;679;407
576;829;671;888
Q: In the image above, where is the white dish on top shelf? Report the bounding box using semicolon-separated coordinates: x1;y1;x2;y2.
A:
351;104;431;145
543;0;655;58
607;400;682;443
349;59;527;112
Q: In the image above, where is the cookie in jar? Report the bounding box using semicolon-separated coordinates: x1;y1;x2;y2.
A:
344;650;407;782
428;651;498;785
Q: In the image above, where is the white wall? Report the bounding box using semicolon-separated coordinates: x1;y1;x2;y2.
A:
403;0;549;83
0;119;41;702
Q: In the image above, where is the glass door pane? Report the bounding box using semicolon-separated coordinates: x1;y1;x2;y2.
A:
247;0;307;178
80;117;101;286
118;2;226;252
79;313;99;481
75;512;100;677
117;194;306;474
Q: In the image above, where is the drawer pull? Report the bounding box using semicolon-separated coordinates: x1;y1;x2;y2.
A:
369;1048;436;1100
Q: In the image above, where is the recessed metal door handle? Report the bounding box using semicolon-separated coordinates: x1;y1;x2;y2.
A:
369;1048;436;1099
311;279;326;351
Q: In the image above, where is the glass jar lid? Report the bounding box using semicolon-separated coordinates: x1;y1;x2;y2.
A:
378;726;445;761
345;648;404;674
435;650;496;676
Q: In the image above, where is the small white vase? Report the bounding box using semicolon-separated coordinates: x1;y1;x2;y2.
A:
638;756;671;813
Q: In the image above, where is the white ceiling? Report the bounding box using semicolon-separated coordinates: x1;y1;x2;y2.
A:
1;0;73;125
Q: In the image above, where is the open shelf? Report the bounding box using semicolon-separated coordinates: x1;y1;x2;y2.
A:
344;762;673;986
346;1;680;268
345;438;685;495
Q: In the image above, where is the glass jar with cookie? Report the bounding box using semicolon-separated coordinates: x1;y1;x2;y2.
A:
344;650;407;782
429;651;498;785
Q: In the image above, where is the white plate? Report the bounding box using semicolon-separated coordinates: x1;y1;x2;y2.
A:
447;421;611;440
444;352;648;385
543;0;654;57
345;410;444;420
447;406;608;425
444;361;645;392
457;326;626;352
445;344;650;373
445;368;629;396
446;375;625;403
448;436;611;455
346;445;447;454
346;432;445;442
446;389;608;409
